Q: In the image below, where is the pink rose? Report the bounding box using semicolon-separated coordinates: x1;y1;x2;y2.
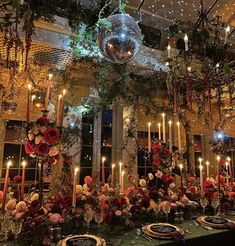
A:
115;210;122;217
49;213;62;225
15;212;24;220
49;146;59;157
188;176;196;183
6;199;16;210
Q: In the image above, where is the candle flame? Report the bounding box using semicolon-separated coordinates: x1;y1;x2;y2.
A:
122;171;125;176
187;66;192;72
167;44;171;50
119;162;122;167
112;164;115;168
226;25;230;33
7;160;12;167
48;73;53;80
62;89;66;96
22;160;27;167
58;94;62;99
216;155;221;161
28;84;32;90
168;120;172;125
225;161;229;167
199;165;203;170
205;161;209;166
184;34;188;42
165;62;169;66
158;123;161;127
102;157;106;162
31;95;36;100
179;164;183;170
162;113;165;117
227;156;231;162
176;122;180;126
74;166;80;174
198;157;203;162
216;63;219;68
148;122;151;127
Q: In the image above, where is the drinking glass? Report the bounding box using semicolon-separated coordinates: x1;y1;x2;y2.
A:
11;220;23;243
200;197;208;214
211;198;220;215
94;212;103;226
162;203;171;222
153;203;160;220
84;209;93;232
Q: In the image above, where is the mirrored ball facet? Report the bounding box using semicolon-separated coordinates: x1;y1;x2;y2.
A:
98;14;142;64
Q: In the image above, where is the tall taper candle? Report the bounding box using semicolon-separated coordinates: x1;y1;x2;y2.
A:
162;113;166;143
119;162;122;189
111;164;115;188
184;34;189;51
101;157;106;183
199;164;203;196
44;73;52;110
227;156;233;185
121;171;125;192
224;25;230;44
21;160;26;200
26;84;32;123
179;163;183;192
225;161;229;186
56;94;62;127
176;122;182;151
60;89;66;127
148;122;151;153
158;123;161;141
217;155;221;197
205;161;209;179
72;166;80;212
168;120;172;153
167;44;171;58
2;161;12;210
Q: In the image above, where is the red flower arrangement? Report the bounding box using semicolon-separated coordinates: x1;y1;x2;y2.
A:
13;175;22;184
24;142;35;155
44;128;60;145
36;143;50;156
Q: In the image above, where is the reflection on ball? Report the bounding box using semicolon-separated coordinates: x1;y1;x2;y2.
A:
98;13;142;64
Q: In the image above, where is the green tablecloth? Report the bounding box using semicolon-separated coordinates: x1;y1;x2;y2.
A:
1;217;235;246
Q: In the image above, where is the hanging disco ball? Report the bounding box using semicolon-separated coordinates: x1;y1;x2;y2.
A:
98;13;142;64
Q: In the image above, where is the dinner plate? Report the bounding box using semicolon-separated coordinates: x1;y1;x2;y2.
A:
197;216;235;229
57;234;106;246
142;223;184;239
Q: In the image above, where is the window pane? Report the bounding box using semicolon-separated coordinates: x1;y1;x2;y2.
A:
81;146;93;167
82;112;94;124
4;120;25;143
101;126;112;147
102;109;112;125
82;124;93;145
3;144;21;168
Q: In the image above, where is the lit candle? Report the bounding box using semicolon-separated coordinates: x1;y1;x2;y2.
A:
44;73;52;110
225;161;229;186
158;123;161;141
56;94;62;127
216;63;219;73
199;164;203;196
224;25;230;44
72;166;80;212
148;122;151;153
26;84;32;123
167;44;171;58
176;122;182;151
205;161;210;178
187;66;192;73
60;89;66;127
162;113;166;143
168;120;172;153
184;34;189;51
179;163;183;192
111;164;115;188
121;171;125;192
21;160;26;200
2;161;12;210
101;157;106;183
227;156;233;185
217;155;221;195
119;162;122;188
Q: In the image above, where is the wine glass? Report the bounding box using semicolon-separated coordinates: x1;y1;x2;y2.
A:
11;220;23;244
153;203;160;221
200;197;208;215
211;198;220;216
84;209;93;232
94;211;103;226
162;202;171;222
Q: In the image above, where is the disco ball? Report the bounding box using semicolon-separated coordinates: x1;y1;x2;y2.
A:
98;13;142;64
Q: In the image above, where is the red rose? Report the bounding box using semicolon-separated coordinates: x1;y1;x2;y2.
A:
13;175;22;184
165;174;174;182
188;185;197;193
36;116;49;126
163;148;170;154
188;176;196;183
24;141;35;155
36;143;50;156
220;159;226;167
204;179;214;189
84;176;93;185
152;144;161;153
43;128;60;145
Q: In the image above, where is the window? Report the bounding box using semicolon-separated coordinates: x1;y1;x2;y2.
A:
1;120;38;187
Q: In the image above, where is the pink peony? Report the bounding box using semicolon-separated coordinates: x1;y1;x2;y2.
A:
84;176;93;185
49;213;63;225
6;199;16;210
15;212;24;220
115;210;122;217
16;201;27;212
49;146;59;157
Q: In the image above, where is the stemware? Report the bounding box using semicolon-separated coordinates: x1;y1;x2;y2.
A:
200;197;208;214
84;209;93;232
11;220;23;244
153;203;160;221
211;198;220;216
94;211;103;226
162;202;171;222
